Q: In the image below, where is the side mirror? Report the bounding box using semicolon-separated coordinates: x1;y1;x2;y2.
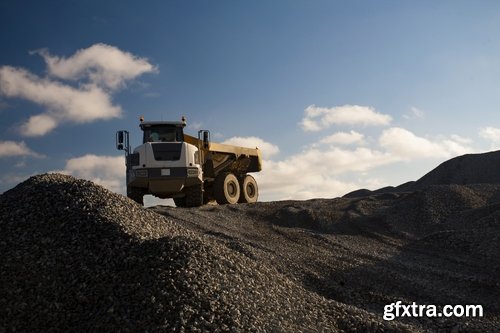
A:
116;130;129;153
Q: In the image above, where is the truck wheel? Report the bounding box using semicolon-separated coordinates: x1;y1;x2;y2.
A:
238;175;258;203
127;186;145;205
203;193;212;205
185;183;204;207
214;172;240;204
173;196;186;207
202;182;213;204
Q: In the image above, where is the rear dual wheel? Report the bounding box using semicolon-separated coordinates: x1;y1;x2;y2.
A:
214;172;258;205
238;175;258;203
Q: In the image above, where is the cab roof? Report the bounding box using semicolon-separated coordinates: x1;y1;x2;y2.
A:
140;121;186;129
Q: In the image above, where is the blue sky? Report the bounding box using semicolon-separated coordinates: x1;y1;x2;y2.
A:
1;0;500;204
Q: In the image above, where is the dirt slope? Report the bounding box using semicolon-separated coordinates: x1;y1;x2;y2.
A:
0;174;411;333
152;188;500;332
416;150;500;186
344;150;500;198
1;173;499;332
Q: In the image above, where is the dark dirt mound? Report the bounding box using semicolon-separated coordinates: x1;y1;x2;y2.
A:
416;150;500;187
0;174;411;332
385;184;500;238
344;150;500;198
2;173;500;332
153;185;500;332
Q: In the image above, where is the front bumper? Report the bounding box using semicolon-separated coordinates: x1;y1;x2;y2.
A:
128;167;201;197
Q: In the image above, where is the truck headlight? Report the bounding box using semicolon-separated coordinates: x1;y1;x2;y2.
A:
135;169;148;177
187;168;199;177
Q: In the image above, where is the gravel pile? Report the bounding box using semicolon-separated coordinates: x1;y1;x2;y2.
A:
344;150;500;198
2;149;500;332
153;187;500;332
0;173;411;332
385;184;500;266
416;150;500;186
385;184;500;238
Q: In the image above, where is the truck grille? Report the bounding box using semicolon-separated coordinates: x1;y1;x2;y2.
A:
151;143;182;161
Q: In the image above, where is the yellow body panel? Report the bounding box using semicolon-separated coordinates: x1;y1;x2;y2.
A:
184;134;262;173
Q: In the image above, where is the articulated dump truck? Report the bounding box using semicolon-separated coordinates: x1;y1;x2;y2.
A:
116;117;262;207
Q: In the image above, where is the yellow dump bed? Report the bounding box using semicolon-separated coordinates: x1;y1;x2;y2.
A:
184;134;262;174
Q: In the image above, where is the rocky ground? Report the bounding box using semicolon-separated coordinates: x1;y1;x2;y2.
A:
1;151;500;332
151;186;500;332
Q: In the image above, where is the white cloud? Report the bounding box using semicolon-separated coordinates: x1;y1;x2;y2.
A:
379;127;472;160
260;146;391;181
35;43;158;90
19;114;58;136
403;106;425;120
222;136;280;159
450;134;472;145
479;127;500;149
300;104;392;131
0;44;157;136
250;127;475;201
54;154;126;194
317;130;365;146
0;66;121;136
220;136;383;200
255;146;392;200
256;170;362;201
0;140;44;158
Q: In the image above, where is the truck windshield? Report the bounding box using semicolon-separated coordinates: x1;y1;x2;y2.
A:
143;127;184;143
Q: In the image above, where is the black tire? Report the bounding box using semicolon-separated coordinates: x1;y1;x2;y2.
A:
203;192;211;205
203;182;214;204
173;196;186;207
185;183;204;207
238;174;258;203
214;172;240;204
127;186;145;205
